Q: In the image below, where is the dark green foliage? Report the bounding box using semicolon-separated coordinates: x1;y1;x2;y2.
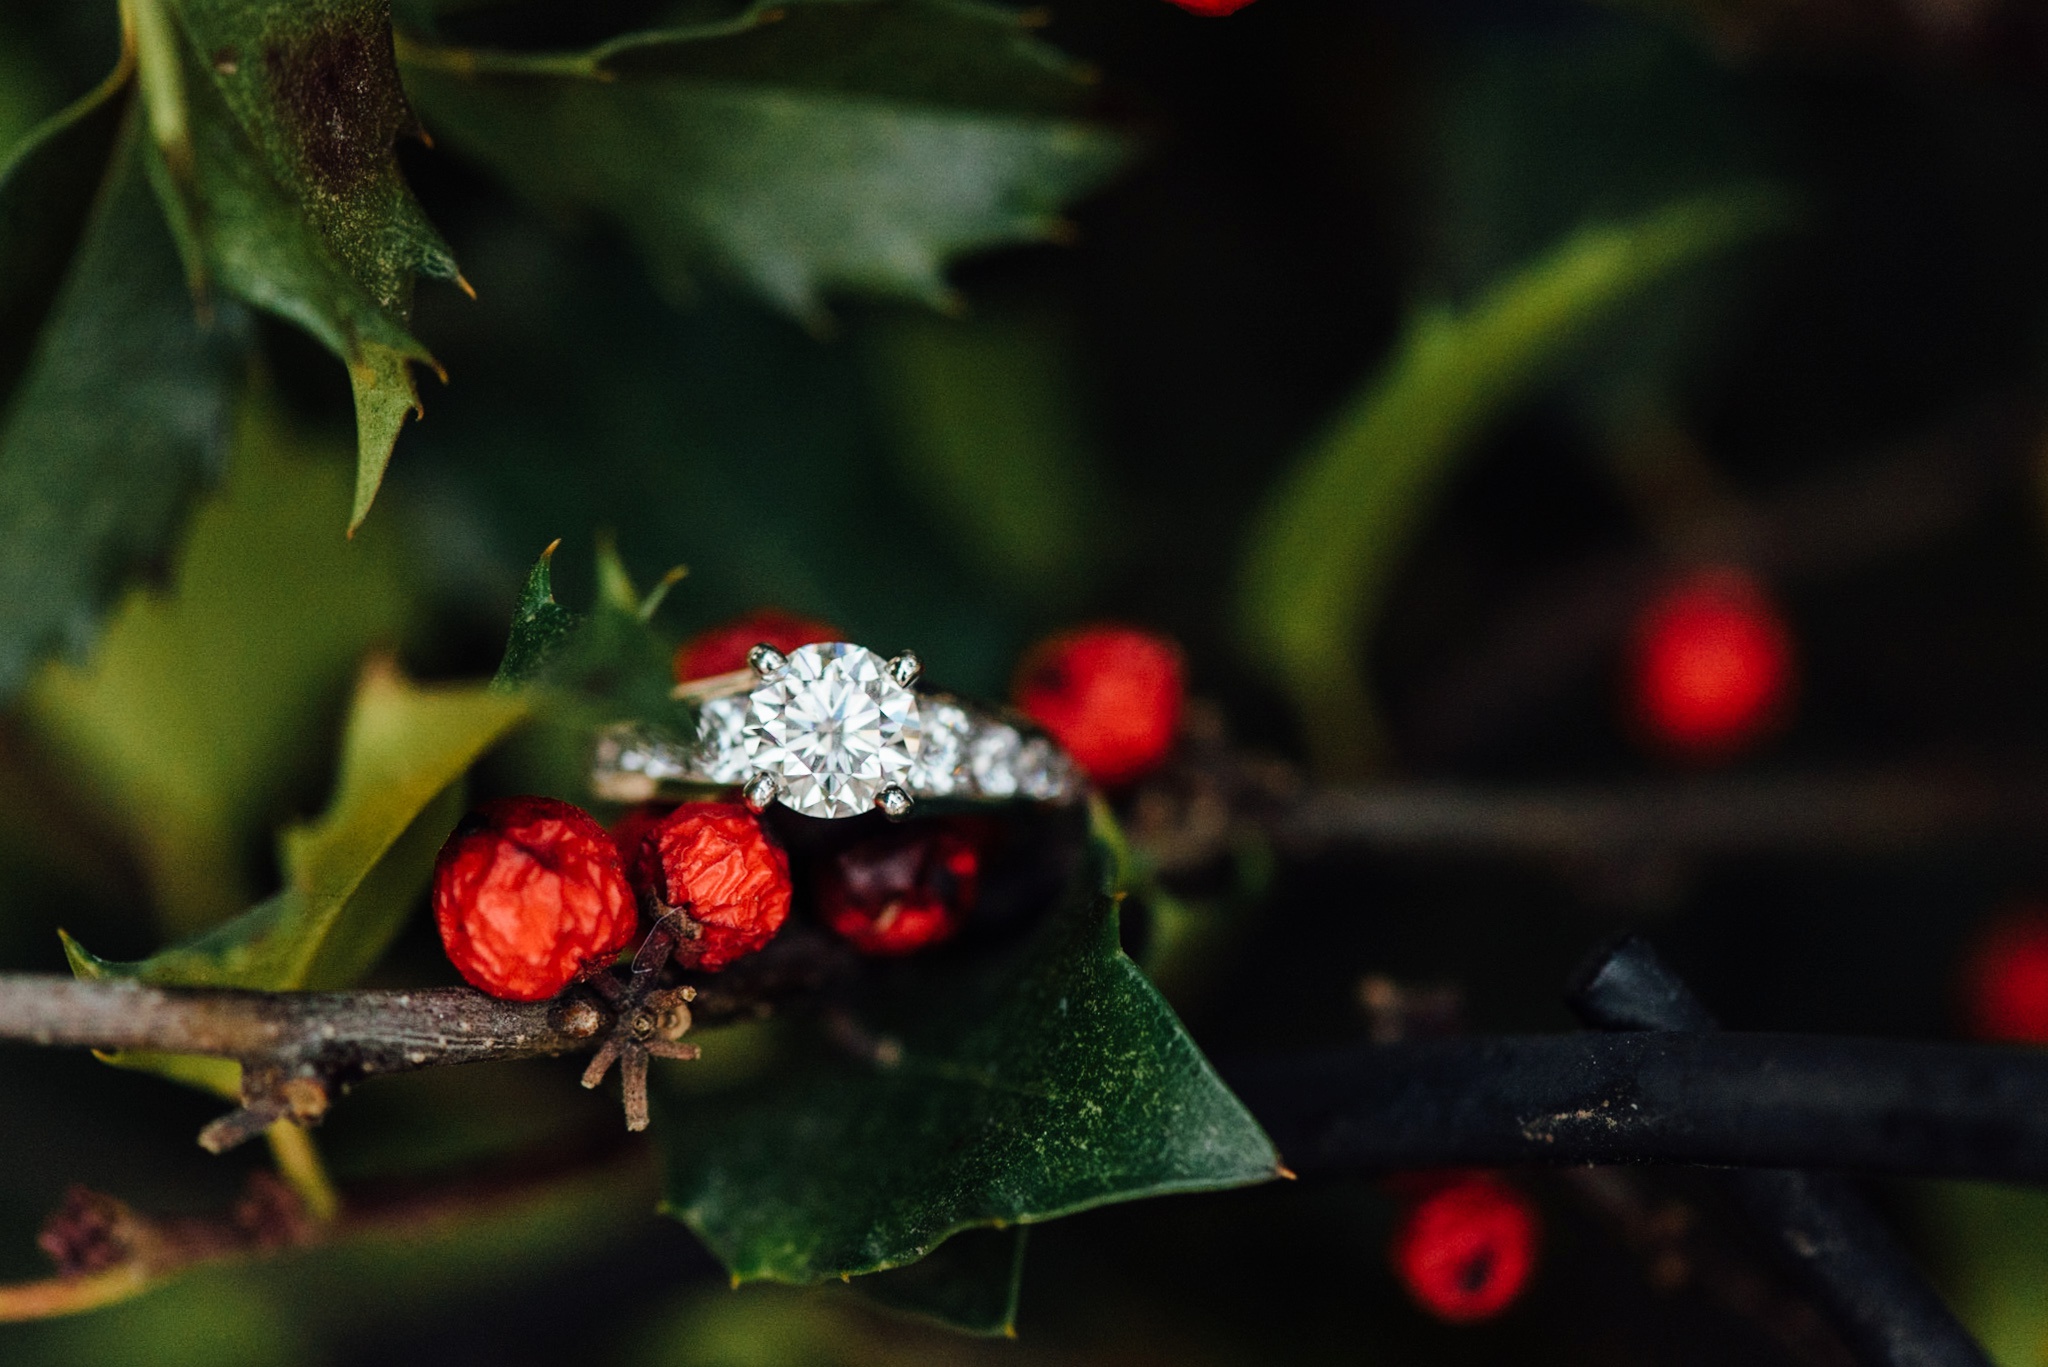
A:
654;870;1281;1283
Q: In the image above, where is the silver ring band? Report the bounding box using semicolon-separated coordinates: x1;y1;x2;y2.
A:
590;641;1083;820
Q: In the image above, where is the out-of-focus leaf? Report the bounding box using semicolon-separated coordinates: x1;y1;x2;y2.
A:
397;0;1129;323
653;859;1281;1283
1922;1181;2048;1367
63;659;528;992
851;1225;1027;1337
0;66;245;700
1236;188;1785;773
867;307;1104;604
26;403;413;932
130;0;461;529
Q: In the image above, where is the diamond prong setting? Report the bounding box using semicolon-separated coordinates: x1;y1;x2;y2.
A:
747;643;788;678
877;785;914;821
887;652;922;688
741;771;781;813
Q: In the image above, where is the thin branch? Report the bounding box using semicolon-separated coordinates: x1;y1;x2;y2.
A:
0;1145;657;1323
0;926;850;1152
1273;768;2045;858
1227;1029;2048;1184
1568;937;1993;1367
0;976;610;1151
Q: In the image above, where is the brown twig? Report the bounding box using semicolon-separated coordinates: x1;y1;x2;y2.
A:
0;927;854;1152
0;976;614;1151
0;1143;659;1323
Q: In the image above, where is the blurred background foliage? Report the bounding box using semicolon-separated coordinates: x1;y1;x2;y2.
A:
7;0;2048;1362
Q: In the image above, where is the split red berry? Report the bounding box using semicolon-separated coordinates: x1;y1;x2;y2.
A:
818;821;988;956
1962;906;2048;1043
631;802;792;971
433;796;640;1002
1014;625;1185;787
1390;1174;1540;1324
1628;567;1794;760
674;608;842;683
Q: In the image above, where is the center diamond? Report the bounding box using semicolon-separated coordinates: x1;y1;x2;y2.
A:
743;642;922;818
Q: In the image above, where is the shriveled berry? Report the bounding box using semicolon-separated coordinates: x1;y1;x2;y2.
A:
674;608;842;683
636;803;792;971
1390;1174;1539;1323
819;821;987;956
434;796;639;1002
1629;568;1794;760
1963;906;2048;1043
1015;625;1185;787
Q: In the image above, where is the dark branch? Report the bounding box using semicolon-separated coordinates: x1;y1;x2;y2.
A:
1568;937;1993;1367
1273;769;2048;859
1229;1030;2048;1184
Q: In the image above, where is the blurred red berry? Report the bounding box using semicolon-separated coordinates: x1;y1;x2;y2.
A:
1015;625;1185;787
1963;907;2048;1043
1629;568;1794;759
633;803;792;971
674;609;841;683
1167;0;1258;13
434;796;640;1002
819;821;988;956
1390;1174;1539;1324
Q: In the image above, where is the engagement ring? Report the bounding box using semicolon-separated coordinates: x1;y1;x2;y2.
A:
590;641;1083;820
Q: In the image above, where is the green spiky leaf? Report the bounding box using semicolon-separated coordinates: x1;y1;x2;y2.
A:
653;842;1281;1284
398;0;1129;323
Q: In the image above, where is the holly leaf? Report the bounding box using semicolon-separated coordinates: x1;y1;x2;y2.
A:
494;540;692;734
0;63;244;699
652;869;1282;1283
130;0;461;531
493;540;582;689
397;0;1130;323
1236;187;1788;773
850;1225;1027;1337
64;660;528;993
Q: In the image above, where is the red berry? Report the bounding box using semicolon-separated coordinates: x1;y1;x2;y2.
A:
1166;0;1258;13
1963;907;2048;1042
1390;1175;1539;1323
674;609;841;683
433;797;639;1002
634;803;792;971
1628;568;1794;759
1014;625;1185;787
819;821;987;956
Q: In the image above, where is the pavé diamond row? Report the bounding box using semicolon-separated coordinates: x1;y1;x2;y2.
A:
590;642;1082;820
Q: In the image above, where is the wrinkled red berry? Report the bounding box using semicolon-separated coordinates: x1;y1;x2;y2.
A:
1629;568;1794;759
819;821;987;956
674;609;842;683
1015;625;1185;787
1963;907;2048;1043
1390;1174;1539;1323
434;796;639;1002
633;803;792;971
